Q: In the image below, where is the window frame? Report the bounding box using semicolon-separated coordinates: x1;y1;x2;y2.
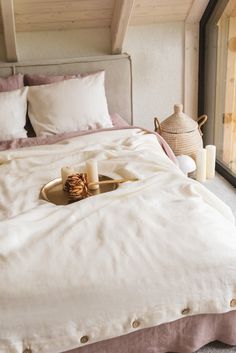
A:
199;0;236;187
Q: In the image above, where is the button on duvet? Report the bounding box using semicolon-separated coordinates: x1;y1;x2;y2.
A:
181;308;191;315
230;299;236;307
23;348;32;353
132;320;140;328
80;335;89;344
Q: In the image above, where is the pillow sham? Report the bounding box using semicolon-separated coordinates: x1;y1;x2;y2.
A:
0;74;24;92
27;71;112;136
0;87;28;141
24;73;82;137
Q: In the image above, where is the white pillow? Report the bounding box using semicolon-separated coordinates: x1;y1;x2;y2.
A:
0;87;28;141
27;71;112;136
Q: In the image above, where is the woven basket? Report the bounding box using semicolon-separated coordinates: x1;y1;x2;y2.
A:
154;104;207;160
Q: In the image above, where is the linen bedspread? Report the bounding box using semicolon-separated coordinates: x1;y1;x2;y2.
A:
0;128;235;353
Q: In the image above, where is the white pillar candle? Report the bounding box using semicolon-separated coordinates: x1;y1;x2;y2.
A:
206;145;216;179
196;148;207;182
86;159;99;190
61;166;75;188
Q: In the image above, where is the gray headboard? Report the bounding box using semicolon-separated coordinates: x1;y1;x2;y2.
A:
0;54;133;124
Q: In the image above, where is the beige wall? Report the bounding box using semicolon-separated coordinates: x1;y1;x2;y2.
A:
16;28;111;60
124;23;184;129
0;23;185;129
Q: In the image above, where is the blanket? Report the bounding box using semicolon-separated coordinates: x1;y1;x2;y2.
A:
0;128;235;353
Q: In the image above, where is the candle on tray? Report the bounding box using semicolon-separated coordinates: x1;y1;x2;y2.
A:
86;159;99;190
206;145;216;179
61;166;75;188
196;148;207;182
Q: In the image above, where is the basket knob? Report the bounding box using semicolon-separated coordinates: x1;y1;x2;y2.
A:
174;104;183;114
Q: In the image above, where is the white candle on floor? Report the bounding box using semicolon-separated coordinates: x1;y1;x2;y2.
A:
86;159;99;190
196;148;207;182
61;166;75;188
206;145;216;179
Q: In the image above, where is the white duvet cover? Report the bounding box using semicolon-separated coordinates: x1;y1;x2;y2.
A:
0;128;235;353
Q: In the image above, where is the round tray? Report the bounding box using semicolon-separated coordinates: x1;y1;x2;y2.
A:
41;175;118;205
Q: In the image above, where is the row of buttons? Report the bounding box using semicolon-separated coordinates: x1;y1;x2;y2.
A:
79;319;141;345
22;299;236;352
181;298;236;316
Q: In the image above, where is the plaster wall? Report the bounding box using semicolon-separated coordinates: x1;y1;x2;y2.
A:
16;28;111;60
124;23;185;129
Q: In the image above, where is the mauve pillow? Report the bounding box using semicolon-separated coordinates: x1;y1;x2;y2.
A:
0;74;24;92
110;113;130;127
24;74;81;86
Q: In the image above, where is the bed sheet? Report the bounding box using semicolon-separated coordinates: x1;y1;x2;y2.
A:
0;128;235;353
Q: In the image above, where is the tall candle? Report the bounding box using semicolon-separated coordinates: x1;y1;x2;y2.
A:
206;145;216;179
61;166;75;188
196;148;207;182
86;159;99;190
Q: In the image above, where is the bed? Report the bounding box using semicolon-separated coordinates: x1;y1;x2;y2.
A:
0;54;236;353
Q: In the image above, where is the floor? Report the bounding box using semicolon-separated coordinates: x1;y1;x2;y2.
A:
196;341;236;353
204;172;236;220
193;173;235;353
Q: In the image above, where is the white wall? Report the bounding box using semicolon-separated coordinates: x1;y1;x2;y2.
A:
16;28;111;60
124;23;185;129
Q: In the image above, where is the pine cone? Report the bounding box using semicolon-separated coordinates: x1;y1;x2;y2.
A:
64;173;92;201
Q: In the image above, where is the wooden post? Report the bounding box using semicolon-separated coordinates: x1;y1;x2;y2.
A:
0;0;18;62
111;0;135;54
184;0;209;119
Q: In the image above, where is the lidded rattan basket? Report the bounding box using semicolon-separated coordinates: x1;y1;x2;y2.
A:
154;104;207;159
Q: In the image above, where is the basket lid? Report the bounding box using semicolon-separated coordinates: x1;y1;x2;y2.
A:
161;104;198;133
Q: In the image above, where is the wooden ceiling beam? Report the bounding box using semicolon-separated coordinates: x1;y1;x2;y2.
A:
185;0;209;23
111;0;135;54
0;0;18;62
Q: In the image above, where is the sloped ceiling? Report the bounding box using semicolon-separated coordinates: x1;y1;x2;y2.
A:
0;0;209;61
10;0;194;32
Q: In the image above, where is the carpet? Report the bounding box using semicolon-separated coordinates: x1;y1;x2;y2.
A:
196;341;236;352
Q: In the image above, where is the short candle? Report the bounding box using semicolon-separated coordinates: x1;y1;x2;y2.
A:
196;148;207;182
86;159;99;190
61;166;75;188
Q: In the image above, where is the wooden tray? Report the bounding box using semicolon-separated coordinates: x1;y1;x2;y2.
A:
41;175;117;205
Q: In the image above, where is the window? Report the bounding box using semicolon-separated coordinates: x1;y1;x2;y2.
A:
199;0;236;186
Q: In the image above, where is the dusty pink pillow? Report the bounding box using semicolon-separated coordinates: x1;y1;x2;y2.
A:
0;74;24;92
24;71;104;86
24;74;81;86
110;113;130;127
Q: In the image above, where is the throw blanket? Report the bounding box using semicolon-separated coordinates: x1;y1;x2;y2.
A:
0;128;235;353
